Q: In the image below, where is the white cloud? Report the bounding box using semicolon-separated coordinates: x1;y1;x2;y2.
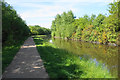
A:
19;2;78;28
29;22;52;29
20;4;77;19
5;0;112;28
5;0;113;3
22;3;78;28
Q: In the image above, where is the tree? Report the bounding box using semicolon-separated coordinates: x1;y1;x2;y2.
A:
29;25;51;35
51;2;119;45
92;14;106;29
2;1;30;45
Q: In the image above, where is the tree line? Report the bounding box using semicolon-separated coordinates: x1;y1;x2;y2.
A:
29;25;51;35
2;1;51;46
51;1;120;45
2;1;30;46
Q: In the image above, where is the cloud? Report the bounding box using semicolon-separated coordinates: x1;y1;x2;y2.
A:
28;22;52;29
5;0;112;28
18;2;77;28
19;2;78;20
6;0;113;3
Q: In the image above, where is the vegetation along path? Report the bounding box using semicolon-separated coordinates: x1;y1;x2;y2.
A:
2;37;49;78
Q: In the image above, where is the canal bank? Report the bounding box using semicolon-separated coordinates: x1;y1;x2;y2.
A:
33;35;118;78
53;36;120;47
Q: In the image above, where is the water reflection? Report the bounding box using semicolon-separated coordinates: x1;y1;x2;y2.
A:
51;38;119;77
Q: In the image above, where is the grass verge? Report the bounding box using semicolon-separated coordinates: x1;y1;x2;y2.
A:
2;37;28;73
33;35;114;78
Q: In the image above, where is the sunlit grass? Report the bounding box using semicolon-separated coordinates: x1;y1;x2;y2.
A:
2;38;27;73
33;35;115;78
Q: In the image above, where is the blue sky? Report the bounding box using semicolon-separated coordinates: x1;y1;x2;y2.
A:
5;0;113;29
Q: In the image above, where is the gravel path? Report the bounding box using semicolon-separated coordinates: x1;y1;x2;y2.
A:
2;37;49;78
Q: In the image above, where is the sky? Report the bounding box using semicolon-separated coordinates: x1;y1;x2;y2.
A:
5;0;113;29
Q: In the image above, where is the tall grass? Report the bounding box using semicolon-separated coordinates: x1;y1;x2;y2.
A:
33;35;115;78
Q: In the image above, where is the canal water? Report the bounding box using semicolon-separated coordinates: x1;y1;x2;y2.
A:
49;38;119;77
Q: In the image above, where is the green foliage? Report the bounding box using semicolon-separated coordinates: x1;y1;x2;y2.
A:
51;10;75;39
51;1;120;45
33;35;114;78
2;37;27;73
29;25;51;35
92;14;106;29
2;1;30;72
2;1;30;46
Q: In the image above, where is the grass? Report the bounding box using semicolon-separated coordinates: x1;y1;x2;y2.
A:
33;35;115;78
2;37;28;73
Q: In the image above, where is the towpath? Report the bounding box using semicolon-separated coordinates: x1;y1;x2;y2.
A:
2;37;49;79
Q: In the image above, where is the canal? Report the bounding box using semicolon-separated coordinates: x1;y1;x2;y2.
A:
50;38;119;77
